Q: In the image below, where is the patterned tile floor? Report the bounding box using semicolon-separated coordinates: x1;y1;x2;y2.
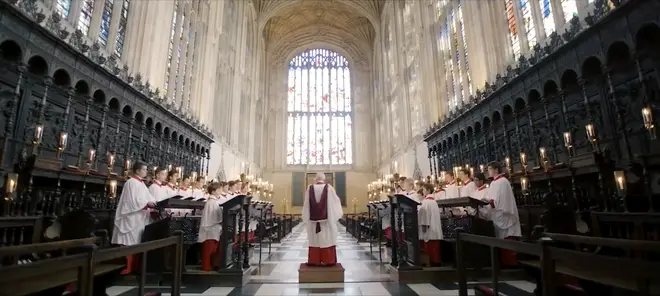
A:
108;223;537;296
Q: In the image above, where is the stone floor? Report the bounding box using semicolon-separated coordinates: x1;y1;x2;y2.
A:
107;224;537;296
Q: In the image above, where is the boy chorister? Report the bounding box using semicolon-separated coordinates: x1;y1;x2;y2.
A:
418;182;443;266
191;176;207;201
199;182;225;271
459;168;477;198
466;173;489;216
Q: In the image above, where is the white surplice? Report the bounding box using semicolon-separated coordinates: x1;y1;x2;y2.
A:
418;195;443;242
460;181;477;198
149;181;169;202
198;195;224;242
191;188;206;201
480;175;522;238
302;183;343;248
378;197;391;230
467;185;489;216
112;177;154;246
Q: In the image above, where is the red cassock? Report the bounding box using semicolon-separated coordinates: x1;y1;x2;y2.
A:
419;240;441;264
307;184;337;266
201;240;220;271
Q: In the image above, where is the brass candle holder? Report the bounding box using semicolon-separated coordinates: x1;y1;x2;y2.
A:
4;173;18;201
87;148;96;171
585;123;599;151
520;152;528;174
613;170;627;211
505;157;512;173
107;152;116;175
123;159;131;178
564;131;574;156
56;132;68;158
642;106;656;140
108;179;117;199
539;147;549;171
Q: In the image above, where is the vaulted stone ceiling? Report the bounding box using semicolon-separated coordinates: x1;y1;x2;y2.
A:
254;0;384;69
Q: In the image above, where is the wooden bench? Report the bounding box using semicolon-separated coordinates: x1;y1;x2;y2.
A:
519;233;660;294
456;231;660;296
0;231;185;296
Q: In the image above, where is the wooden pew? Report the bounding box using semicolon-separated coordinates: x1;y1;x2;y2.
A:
0;231;185;296
455;230;545;296
456;231;660;296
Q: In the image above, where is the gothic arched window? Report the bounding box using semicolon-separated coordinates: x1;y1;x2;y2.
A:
286;49;353;165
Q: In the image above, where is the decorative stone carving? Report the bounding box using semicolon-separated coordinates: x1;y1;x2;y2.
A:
69;29;89;53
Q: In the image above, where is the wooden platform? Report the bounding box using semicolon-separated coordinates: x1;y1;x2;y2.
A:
298;263;345;283
115;265;254;287
387;264;528;283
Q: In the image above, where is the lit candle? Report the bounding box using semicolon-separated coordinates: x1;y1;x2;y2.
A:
469;167;474;177
107;152;115;167
464;164;469;170
58;132;68;151
33;125;43;144
124;159;131;172
479;164;485;172
520;152;527;165
539;147;547;159
168;164;172;171
521;176;529;191
563;132;572;148
108;180;117;198
642;107;654;128
505;157;511;168
152;166;158;176
614;171;626;191
585;124;595;140
6;173;18;194
88;149;96;163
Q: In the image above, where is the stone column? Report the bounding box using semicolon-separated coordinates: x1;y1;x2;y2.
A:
529;0;545;42
576;0;589;17
87;0;105;40
166;1;185;102
122;0;142;64
183;13;197;111
513;0;530;55
550;0;566;31
105;0;124;54
175;3;191;109
454;0;469;104
67;0;82;26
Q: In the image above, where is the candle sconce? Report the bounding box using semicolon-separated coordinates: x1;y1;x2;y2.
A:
469;167;474;177
505;157;512;173
563;131;574;157
479;164;485;173
642;106;656;140
539;147;550;171
613;170;628;212
167;164;173;171
4;173;18;201
32;124;43;155
87;148;96;171
123;159;131;178
585;123;599;151
56;132;68;158
152;166;158;178
107;179;117;199
520;152;528;174
107;152;116;175
520;176;530;205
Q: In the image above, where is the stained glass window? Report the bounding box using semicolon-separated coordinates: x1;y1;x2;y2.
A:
114;0;129;57
164;0;178;93
452;8;462;107
458;0;472;96
539;0;555;37
56;0;71;18
520;0;537;49
561;0;579;22
98;0;114;47
77;0;94;35
286;49;353;165
504;0;521;58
